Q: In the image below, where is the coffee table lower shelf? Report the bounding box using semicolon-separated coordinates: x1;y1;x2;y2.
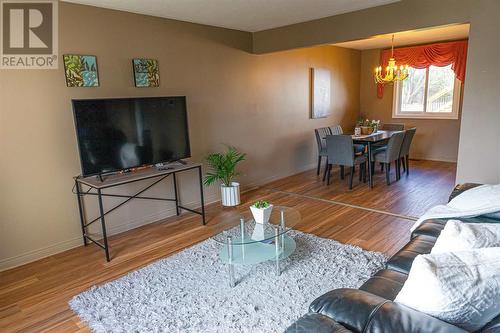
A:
219;235;296;287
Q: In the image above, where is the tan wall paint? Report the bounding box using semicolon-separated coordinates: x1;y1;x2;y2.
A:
253;0;500;184
0;2;360;269
359;49;461;162
456;0;500;184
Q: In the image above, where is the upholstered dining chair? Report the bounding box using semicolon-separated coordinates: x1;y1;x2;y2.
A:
327;124;365;181
371;131;405;185
399;128;416;176
325;135;367;190
315;127;332;175
329;124;343;135
375;123;405;169
329;124;365;154
381;123;405;131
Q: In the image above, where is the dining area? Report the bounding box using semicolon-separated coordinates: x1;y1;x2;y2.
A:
315;123;416;190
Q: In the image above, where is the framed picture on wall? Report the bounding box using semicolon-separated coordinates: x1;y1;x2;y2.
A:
310;67;331;118
63;55;99;87
132;58;160;87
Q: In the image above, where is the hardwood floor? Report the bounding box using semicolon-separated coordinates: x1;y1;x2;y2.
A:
264;159;457;218
0;159;456;333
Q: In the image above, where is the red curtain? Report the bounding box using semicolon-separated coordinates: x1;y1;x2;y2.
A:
377;40;468;98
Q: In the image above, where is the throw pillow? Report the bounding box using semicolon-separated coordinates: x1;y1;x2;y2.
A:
432;220;500;254
394;247;500;331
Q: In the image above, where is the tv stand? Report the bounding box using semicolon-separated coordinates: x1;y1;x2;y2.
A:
74;162;206;262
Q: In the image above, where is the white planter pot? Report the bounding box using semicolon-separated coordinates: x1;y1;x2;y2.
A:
250;204;273;224
220;182;240;206
251;223;266;241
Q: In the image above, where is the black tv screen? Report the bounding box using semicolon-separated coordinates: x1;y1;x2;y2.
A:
72;96;190;177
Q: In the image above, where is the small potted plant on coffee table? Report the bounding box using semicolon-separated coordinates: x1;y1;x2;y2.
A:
204;145;246;207
250;200;273;224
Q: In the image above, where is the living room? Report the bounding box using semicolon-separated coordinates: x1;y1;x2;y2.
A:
0;0;499;332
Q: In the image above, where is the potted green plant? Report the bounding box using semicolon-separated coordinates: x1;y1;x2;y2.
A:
250;200;273;224
204;145;246;206
357;118;380;135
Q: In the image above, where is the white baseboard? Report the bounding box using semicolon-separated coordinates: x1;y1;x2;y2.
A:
0;162;316;272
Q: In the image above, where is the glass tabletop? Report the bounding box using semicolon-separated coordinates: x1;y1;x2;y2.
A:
212;206;301;245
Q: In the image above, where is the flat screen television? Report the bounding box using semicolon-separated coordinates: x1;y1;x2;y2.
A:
72;96;190;177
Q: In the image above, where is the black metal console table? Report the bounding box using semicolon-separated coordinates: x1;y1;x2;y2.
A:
74;162;205;261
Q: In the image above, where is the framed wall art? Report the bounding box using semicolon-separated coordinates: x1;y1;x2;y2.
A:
63;55;99;87
310;67;331;118
133;58;160;87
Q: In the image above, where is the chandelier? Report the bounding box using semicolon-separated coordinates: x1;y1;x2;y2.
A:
374;35;409;84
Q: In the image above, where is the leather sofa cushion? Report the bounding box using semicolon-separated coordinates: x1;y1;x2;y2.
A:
359;269;407;301
412;217;500;240
412;219;446;239
449;183;482;201
309;288;467;333
386;235;436;274
284;313;353;333
366;301;468;333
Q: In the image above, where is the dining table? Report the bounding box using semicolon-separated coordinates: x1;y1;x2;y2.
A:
352;130;399;188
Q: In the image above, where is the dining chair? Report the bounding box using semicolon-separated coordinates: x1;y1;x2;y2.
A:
328;124;346;180
330;124;365;154
327;124;365;181
371;131;405;185
375;123;405;170
325;135;367;190
315;127;332;175
399;128;416;176
329;124;343;135
381;123;405;131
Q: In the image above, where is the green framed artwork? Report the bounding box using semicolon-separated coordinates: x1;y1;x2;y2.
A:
133;58;160;87
63;55;99;87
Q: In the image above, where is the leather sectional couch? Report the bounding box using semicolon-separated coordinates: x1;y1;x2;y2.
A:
286;184;500;333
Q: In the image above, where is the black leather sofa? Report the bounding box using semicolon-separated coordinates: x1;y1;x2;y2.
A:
286;184;500;333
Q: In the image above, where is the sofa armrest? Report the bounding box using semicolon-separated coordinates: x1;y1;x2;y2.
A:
309;288;388;332
309;288;467;333
285;313;352;333
448;183;482;202
367;301;467;333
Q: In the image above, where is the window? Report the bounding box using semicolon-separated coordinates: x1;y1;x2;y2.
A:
392;65;461;119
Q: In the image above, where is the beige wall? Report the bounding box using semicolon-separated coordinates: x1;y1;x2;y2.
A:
359;49;461;162
456;0;500;183
0;2;360;269
252;0;500;184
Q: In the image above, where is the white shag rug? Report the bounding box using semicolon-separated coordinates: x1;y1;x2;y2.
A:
69;231;386;333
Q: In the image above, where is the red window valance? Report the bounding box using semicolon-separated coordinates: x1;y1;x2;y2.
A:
377;40;468;98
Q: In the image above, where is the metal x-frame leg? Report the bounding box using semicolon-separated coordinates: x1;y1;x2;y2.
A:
75;166;206;261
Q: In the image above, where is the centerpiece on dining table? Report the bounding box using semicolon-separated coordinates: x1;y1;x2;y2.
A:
356;118;380;135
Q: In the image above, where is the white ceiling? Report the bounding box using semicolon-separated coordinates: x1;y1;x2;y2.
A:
333;24;469;50
62;0;400;32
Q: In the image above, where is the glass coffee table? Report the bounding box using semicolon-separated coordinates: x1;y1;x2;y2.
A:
212;206;300;287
